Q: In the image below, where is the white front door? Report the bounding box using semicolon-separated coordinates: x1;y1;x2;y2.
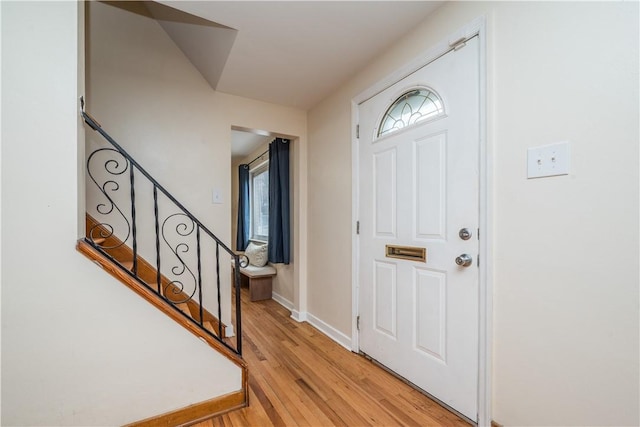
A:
357;36;480;420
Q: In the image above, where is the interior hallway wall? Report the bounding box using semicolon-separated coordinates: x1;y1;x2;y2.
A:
87;2;306;324
307;2;639;425
1;2;242;425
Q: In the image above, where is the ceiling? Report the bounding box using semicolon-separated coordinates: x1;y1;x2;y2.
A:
231;129;273;162
155;1;443;110
145;1;443;156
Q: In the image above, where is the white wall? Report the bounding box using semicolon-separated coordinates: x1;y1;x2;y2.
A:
1;2;242;425
307;1;639;425
86;2;306;326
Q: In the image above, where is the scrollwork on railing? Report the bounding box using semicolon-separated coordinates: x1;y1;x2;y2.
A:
86;148;131;249
82;110;243;355
161;213;198;305
239;254;250;268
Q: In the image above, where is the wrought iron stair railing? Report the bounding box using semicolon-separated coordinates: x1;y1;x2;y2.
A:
82;110;244;356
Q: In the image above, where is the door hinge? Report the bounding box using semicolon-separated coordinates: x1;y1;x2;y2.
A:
356;124;360;139
356;221;360;235
357;315;360;331
449;36;467;51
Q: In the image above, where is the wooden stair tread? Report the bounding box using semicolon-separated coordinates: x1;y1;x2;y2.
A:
203;321;216;334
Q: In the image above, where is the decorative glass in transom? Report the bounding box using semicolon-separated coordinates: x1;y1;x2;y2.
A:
377;88;444;138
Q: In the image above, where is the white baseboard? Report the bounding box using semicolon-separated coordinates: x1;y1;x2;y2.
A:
290;309;307;323
271;291;294;311
270;292;352;351
306;312;352;351
271;292;304;321
225;324;235;337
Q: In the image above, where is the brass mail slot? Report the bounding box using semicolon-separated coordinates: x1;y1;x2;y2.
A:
385;245;426;262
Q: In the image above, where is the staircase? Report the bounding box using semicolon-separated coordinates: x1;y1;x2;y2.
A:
82;214;227;337
77;110;248;425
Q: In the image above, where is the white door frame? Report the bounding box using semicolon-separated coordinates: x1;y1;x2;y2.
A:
350;17;492;426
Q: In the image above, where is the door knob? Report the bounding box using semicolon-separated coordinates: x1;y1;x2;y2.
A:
455;254;473;267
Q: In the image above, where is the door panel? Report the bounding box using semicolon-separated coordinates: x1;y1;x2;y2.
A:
415;132;447;239
358;36;480;420
414;267;447;362
374;261;397;338
374;149;397;237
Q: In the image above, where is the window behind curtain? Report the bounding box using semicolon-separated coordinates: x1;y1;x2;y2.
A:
250;162;269;241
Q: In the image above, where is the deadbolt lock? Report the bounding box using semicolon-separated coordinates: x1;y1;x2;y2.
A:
459;228;472;240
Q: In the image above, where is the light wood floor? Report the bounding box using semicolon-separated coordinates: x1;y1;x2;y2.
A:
194;289;470;427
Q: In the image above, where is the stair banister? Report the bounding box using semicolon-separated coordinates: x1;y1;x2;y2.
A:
82;109;243;356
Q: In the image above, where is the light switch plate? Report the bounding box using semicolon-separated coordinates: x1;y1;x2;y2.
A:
212;189;223;204
527;141;570;179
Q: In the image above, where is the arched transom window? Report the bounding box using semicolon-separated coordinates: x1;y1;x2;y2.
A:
377;88;444;138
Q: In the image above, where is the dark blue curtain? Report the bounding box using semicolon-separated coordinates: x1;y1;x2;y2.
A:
236;164;250;251
268;138;290;264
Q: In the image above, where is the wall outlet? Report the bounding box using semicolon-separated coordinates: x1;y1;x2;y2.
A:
527;141;570;179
